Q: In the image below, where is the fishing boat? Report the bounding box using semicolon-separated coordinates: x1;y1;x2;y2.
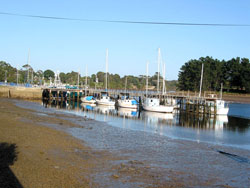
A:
143;98;174;113
118;83;138;109
118;97;138;109
96;94;116;106
198;64;229;116
205;99;229;115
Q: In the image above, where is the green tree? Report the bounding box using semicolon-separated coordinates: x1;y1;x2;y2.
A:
44;69;55;80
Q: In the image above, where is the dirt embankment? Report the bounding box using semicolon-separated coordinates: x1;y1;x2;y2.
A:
222;94;250;103
0;86;42;100
0;99;103;187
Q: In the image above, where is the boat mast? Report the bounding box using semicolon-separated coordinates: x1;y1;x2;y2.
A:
199;63;204;98
146;61;149;98
85;65;88;87
125;76;127;94
157;48;161;94
220;83;223;99
27;49;30;84
77;69;80;88
16;65;19;85
162;62;166;95
105;48;108;91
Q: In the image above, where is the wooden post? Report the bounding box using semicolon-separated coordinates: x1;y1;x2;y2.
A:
73;91;75;102
72;91;75;109
56;90;59;104
77;91;80;103
8;89;11;98
49;89;52;104
68;91;71;104
214;100;217;116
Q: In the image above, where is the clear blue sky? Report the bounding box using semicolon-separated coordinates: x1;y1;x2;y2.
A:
0;0;250;80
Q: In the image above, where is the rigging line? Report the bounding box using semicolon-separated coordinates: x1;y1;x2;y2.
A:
0;11;250;27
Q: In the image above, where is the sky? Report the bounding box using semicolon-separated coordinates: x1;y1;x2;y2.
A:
0;0;250;80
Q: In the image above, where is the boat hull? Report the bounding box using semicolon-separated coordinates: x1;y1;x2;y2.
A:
118;100;138;109
81;99;96;104
142;104;174;113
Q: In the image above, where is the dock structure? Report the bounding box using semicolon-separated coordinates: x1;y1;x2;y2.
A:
42;87;223;116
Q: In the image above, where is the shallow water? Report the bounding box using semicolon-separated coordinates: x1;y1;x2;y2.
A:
40;100;250;150
14;99;250;187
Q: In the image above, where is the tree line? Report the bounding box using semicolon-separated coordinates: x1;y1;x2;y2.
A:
1;56;249;93
178;56;250;93
0;61;177;91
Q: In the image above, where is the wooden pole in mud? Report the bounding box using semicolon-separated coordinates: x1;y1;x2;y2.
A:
56;91;59;103
49;89;52;104
68;91;71;104
61;91;63;102
8;89;11;98
73;91;75;102
214;102;217;116
77;91;80;103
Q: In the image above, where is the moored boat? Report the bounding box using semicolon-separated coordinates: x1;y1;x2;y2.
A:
118;97;138;109
81;96;96;104
143;98;174;113
96;95;115;106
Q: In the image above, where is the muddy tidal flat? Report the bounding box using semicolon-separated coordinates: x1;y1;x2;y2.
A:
0;98;250;188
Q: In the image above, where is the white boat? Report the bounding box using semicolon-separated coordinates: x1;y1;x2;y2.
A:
118;78;138;109
96;48;115;106
81;96;96;104
118;98;138;109
142;49;174;113
206;99;229;115
96;95;115;106
143;98;174;113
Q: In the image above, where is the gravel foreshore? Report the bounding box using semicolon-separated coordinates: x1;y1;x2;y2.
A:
0;98;100;187
1;98;250;188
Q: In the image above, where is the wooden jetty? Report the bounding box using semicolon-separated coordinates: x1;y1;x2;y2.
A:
42;87;224;116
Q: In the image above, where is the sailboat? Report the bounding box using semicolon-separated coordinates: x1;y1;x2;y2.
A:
117;77;138;109
142;49;174;113
81;65;96;104
96;49;115;106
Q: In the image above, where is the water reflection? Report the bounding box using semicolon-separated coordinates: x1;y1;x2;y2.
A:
42;100;250;150
117;108;138;118
176;112;228;130
44;100;250;133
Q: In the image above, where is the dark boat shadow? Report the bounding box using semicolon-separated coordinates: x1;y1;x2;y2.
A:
0;142;23;188
217;150;250;164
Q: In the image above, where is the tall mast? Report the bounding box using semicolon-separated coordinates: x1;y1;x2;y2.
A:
157;48;161;94
27;49;30;84
5;70;7;83
77;69;80;88
16;65;19;85
31;69;33;84
105;48;108;91
85;65;88;86
199;63;204;98
125;76;127;93
146;61;149;98
162;62;166;95
220;83;223;99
